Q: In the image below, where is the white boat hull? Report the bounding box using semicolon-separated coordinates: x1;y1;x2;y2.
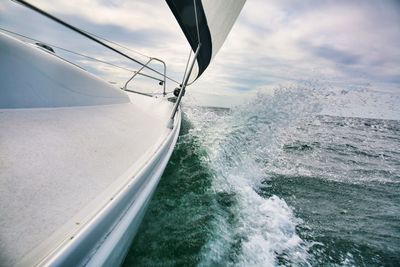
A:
37;111;181;267
0;31;181;266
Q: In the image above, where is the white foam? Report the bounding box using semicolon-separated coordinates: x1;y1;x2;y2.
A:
184;86;320;265
184;81;399;265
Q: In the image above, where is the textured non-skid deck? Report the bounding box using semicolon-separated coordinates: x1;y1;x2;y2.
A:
0;94;173;266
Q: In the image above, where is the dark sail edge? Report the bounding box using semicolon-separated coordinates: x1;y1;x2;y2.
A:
166;0;212;80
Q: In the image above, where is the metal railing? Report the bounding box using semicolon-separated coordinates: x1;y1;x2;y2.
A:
167;44;201;129
1;26;170;98
122;57;167;96
12;0;178;97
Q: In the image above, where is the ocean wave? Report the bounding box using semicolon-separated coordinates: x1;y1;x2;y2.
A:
185;85;323;265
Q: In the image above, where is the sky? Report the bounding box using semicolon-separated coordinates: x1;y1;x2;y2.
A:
1;0;399;118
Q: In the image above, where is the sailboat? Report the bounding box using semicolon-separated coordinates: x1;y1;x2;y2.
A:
0;0;245;266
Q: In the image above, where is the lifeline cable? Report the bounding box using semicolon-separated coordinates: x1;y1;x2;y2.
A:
11;0;180;85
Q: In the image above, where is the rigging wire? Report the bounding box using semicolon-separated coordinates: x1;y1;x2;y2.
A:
11;0;180;85
0;28;175;96
181;48;193;86
182;0;201;87
82;30;151;60
0;27;171;84
193;0;201;44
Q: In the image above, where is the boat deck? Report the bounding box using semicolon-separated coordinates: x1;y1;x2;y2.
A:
0;93;174;266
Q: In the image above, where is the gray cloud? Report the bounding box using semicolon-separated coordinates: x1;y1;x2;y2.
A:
1;0;399;111
307;44;360;65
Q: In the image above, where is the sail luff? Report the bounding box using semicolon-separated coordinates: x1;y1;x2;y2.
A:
166;0;212;80
166;0;246;82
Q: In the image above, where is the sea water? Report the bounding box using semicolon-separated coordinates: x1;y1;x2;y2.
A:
123;86;400;266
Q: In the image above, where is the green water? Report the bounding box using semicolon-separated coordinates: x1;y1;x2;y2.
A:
123;91;400;266
124;114;215;266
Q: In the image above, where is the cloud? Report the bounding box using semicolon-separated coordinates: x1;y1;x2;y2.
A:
1;0;192;82
191;0;400;97
1;0;399;111
29;0;177;33
306;45;360;65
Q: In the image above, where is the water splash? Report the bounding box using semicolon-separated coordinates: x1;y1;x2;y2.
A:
184;85;323;266
125;82;399;266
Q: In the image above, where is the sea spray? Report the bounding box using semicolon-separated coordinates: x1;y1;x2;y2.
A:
124;83;400;266
187;85;323;265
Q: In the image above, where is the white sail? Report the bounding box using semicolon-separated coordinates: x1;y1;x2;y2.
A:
202;0;246;59
166;0;246;81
